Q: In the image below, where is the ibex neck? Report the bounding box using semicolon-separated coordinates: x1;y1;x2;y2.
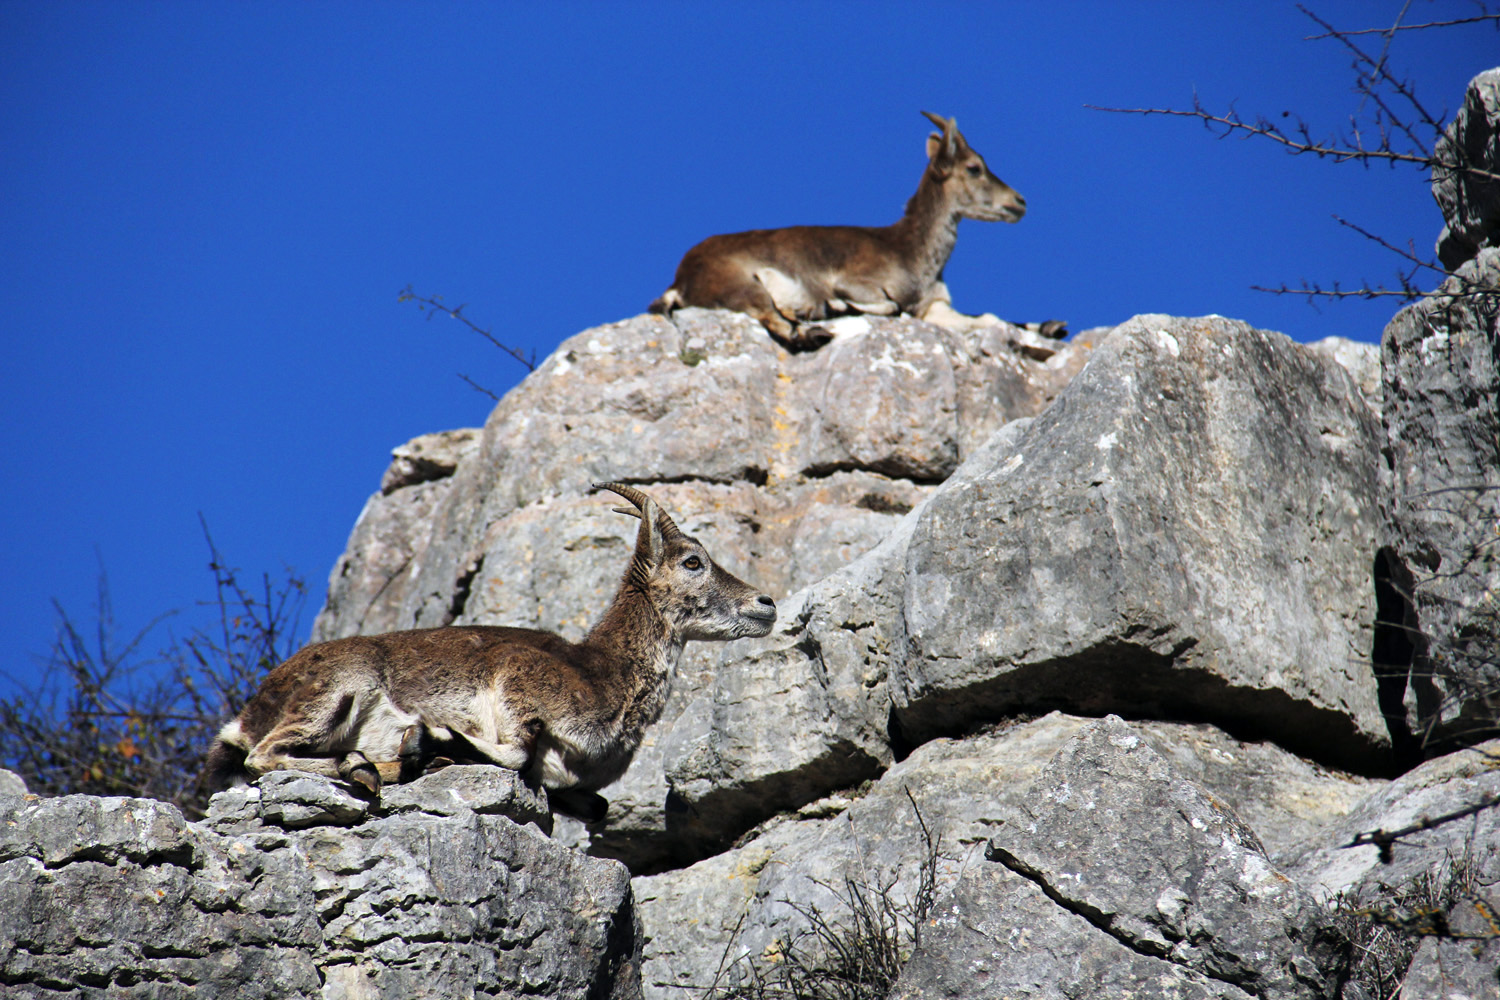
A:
585;587;683;683
891;168;962;288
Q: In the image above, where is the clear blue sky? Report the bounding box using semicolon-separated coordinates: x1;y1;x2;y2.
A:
2;2;1494;693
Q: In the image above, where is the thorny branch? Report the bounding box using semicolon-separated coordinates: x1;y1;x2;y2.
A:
1087;3;1500;302
1345;789;1500;863
398;286;537;396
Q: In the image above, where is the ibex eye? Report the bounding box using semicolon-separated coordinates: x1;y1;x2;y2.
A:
966;164;982;176
683;556;703;570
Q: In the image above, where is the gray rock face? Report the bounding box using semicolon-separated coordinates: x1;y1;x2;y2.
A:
663;316;1390;863
1435;68;1500;271
312;428;480;644
894;716;1347;1000
1283;740;1500;1000
314;311;1092;643
637;713;1376;1000
0;767;641;999
898;315;1387;768
1305;335;1381;411
310;311;1093;870
1378;248;1500;750
1284;739;1500;905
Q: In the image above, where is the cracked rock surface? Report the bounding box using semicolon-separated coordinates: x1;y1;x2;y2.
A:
637;712;1376;1000
893;716;1347;1000
0;766;640;1000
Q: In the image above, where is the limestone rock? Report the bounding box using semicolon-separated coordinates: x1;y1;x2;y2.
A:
310;310;1093;870
1284;741;1500;1000
657;317;1388;858
1305;335;1381;411
1284;740;1500;904
896;315;1388;771
313;310;1091;642
894;716;1347;1000
0;767;641;999
380;427;481;495
1435;68;1500;271
1378;248;1500;751
637;714;1377;999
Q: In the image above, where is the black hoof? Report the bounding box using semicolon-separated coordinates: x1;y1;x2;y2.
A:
343;762;381;796
398;724;430;782
550;788;609;824
776;324;835;353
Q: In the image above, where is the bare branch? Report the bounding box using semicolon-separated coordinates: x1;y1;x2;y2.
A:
1304;14;1500;39
458;373;500;402
398;285;537;372
1344;791;1500;864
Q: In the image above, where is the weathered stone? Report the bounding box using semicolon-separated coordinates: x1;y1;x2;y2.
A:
311;476;457;642
895;716;1347;1000
311;310;1089;640
1284;739;1500;904
0;767;28;799
1378;248;1500;752
380;427;480;494
313;429;482;643
659;484;940;862
896;315;1388;771
638;713;1377;998
1435;68;1500;271
1398;896;1500;1000
655;318;1389;854
1305;335;1381;412
310;310;1091;870
0;768;641;999
1284;740;1500;1000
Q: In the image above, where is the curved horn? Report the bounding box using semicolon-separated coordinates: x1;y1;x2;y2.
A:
919;111;961;164
920;110;952;132
593;481;684;539
595;482;667;589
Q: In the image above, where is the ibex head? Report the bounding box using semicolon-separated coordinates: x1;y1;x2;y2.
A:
595;482;776;641
921;111;1026;224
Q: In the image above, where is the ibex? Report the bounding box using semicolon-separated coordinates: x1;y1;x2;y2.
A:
650;111;1026;350
203;483;776;822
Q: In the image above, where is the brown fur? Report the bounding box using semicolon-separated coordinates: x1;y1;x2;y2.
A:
650;112;1025;350
202;484;776;818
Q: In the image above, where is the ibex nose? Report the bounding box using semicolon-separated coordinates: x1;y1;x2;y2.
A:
758;595;776;610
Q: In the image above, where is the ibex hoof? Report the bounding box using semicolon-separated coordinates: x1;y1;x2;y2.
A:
338;753;382;796
550;788;609;824
775;324;835;354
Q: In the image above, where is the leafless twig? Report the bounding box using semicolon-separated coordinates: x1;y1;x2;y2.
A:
398;285;537;385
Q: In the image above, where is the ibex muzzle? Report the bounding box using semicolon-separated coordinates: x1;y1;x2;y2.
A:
203;483;775;822
650;111;1025;349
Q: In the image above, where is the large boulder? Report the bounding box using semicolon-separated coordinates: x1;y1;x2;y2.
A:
896;315;1387;768
893;716;1349;1000
638;713;1378;999
664;315;1390;861
0;768;642;999
1378;248;1500;752
1434;68;1500;271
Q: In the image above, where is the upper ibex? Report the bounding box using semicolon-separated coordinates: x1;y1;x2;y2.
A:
203;483;776;821
650;111;1026;350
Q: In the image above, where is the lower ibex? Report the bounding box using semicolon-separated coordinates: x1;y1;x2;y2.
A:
650;111;1026;350
203;483;776;822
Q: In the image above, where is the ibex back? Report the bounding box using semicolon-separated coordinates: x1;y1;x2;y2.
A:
650;111;1025;350
202;483;776;821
